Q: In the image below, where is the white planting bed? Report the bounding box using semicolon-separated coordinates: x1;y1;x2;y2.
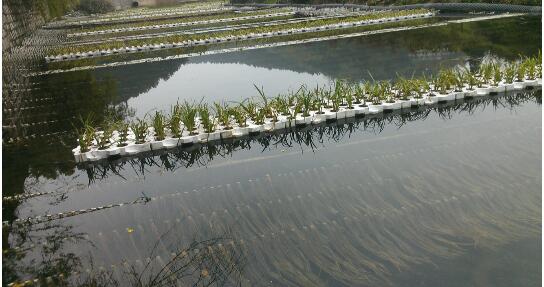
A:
72;78;541;163
47;12;434;62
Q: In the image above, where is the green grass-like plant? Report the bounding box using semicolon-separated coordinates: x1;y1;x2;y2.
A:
131;118;149;144
199;104;216;133
74;114;95;153
180;101;199;135
152;111;167;140
169;103;183;138
116;121;130;147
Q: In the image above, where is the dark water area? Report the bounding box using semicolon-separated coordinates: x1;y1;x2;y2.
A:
2;14;542;286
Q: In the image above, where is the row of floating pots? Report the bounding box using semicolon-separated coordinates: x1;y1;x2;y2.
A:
35;21;443;76
46;12;434;62
61;7;233;26
76;13;371;46
72;78;541;163
95;2;225;18
68;11;296;37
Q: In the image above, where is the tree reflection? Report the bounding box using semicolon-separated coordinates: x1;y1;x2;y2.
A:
4;219;246;287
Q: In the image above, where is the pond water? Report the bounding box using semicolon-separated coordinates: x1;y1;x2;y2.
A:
3;14;542;286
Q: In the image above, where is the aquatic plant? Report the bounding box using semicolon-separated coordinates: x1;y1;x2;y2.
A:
179;101;199;135
492;64;503;86
74;115;96;153
214;102;232;130
169;103;183;138
199;104;216;133
524;57;537;80
344;85;355;109
435;70;454;94
516;60;527;82
353;84;364;105
536;51;542;79
253;107;267;125
94;121;115;150
131;118;149;144
73;56;542;155
313;88;326;113
272;95;291;117
254;84;275;119
152;111;167;141
298;88;314;117
503;63;516;84
369;82;382;105
240;99;259;122
463;70;479;90
452;70;465;92
410;79;424;99
230;106;248;127
479;62;494;85
116;121;130;147
378;81;395;103
395;77;413;100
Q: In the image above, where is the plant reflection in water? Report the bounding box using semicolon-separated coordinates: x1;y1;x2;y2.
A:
81;89;540;182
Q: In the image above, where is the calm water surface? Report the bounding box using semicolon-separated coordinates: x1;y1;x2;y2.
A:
2;14;541;286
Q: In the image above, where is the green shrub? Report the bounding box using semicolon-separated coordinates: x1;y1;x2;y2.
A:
78;0;114;14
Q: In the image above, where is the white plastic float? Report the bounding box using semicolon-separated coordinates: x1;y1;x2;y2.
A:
47;12;434;62
72;77;541;163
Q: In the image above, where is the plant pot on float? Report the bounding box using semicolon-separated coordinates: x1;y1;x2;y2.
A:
106;145;121;156
354;104;369;116
272;118;288;130
180;133;199;144
410;98;425;106
295;114;312;126
312;112;327;123
524;78;538;87
499;81;516;92
72;147;83;162
232;126;249;137
513;81;526;90
343;107;356;118
124;142;151;155
150;140;164;150
220;128;234;139
368;103;383;114
435;92;455;102
247;122;263;134
162;138;181;148
424;95;439;105
399;100;412;109
382;101;401;111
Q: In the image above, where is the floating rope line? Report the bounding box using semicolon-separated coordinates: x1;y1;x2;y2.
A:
4;120;535;232
2;196;151;228
6;171;536;287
